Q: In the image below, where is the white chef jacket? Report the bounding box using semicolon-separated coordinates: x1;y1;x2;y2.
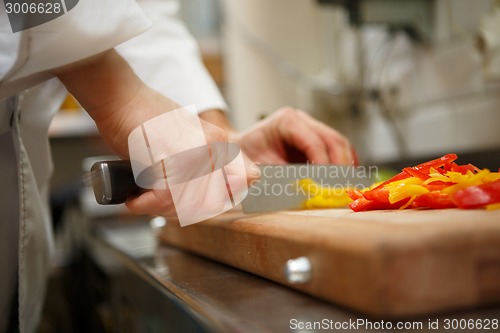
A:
0;1;151;332
116;0;227;112
1;0;229;331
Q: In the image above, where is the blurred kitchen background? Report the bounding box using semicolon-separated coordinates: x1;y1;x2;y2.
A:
221;0;500;165
50;0;500;179
42;1;500;331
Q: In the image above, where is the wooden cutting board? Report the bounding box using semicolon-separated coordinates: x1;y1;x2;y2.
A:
159;208;500;318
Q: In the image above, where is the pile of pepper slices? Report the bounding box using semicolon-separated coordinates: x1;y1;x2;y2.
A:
300;154;500;212
348;154;500;211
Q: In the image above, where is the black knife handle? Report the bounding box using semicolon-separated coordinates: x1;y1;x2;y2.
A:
90;160;142;205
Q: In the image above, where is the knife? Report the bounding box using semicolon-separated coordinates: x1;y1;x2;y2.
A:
89;161;377;212
89;160;140;205
241;164;376;213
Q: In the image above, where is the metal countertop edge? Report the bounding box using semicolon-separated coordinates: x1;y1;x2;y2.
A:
88;230;275;333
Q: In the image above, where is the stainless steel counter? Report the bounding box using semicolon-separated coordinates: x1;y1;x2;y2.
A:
86;216;500;333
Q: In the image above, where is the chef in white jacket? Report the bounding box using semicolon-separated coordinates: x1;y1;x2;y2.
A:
0;1;160;331
116;0;356;215
0;0;353;331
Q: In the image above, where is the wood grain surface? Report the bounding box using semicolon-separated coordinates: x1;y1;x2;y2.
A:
159;208;500;318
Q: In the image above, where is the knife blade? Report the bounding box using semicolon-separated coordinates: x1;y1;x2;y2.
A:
241;164;377;213
89;161;377;213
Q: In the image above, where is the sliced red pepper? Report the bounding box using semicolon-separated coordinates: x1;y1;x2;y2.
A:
347;153;499;212
374;154;458;187
450;163;481;175
347;189;364;200
425;181;454;191
370;171;411;191
349;197;374;212
411;153;458;173
362;187;390;203
444;161;455;172
361;154;459;208
453;179;500;209
349;197;409;212
360;170;419;205
412;191;455;209
403;167;429;180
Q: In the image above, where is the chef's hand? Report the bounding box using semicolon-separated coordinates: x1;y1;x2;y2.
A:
55;50;259;216
201;107;356;165
124;120;259;216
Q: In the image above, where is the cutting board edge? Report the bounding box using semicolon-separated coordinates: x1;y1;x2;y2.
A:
159;210;500;318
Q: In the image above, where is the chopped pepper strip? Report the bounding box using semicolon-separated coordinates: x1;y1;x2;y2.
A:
453;179;500;209
298;179;354;209
299;154;500;212
348;154;500;212
486;203;500;210
412;191;455;209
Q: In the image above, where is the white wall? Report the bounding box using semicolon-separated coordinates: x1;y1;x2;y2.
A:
222;0;500;164
222;0;326;128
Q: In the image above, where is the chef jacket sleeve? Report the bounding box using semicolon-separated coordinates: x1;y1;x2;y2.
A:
0;0;152;99
115;0;228;114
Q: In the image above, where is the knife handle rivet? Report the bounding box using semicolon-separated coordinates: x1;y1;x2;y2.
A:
284;257;312;284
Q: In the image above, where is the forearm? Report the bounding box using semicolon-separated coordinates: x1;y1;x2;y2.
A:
198;109;232;130
54;49;179;157
199;109;238;140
